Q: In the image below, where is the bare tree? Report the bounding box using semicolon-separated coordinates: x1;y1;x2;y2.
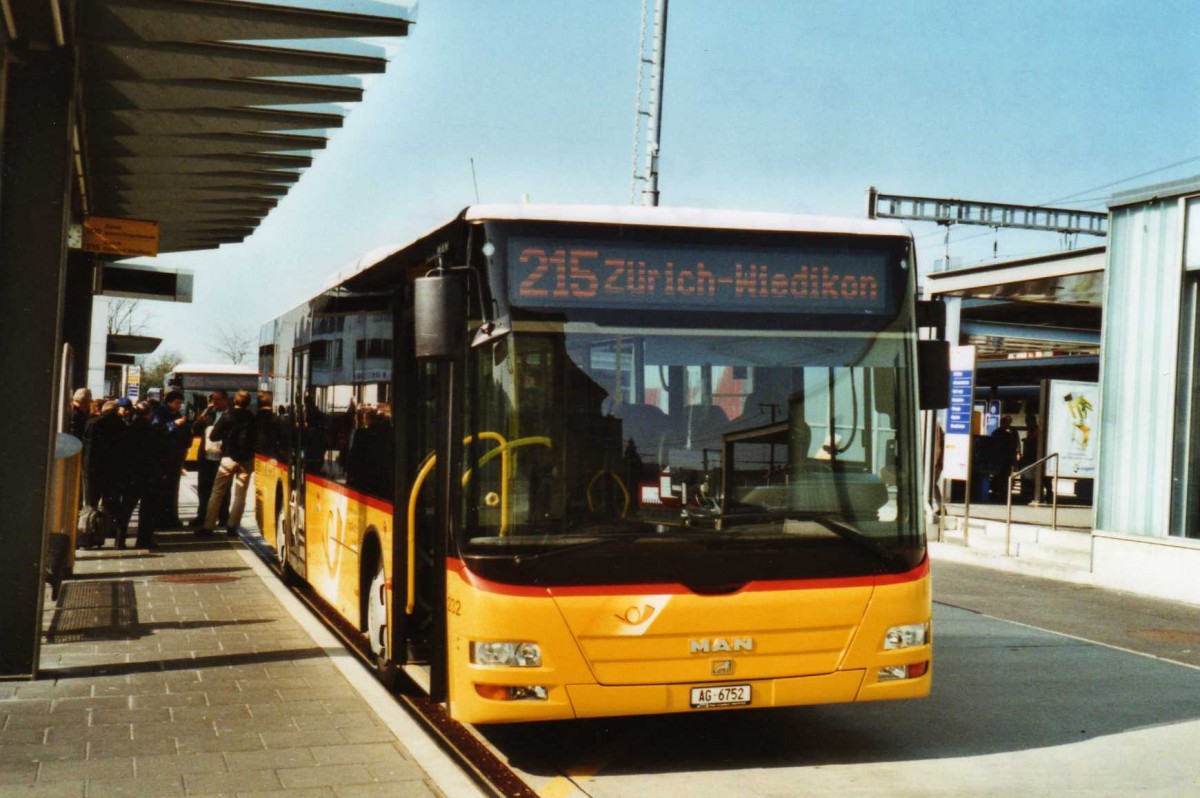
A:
107;297;153;335
212;324;255;365
140;349;184;393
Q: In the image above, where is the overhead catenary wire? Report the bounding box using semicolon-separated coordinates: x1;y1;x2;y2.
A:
1041;154;1200;205
912;154;1200;245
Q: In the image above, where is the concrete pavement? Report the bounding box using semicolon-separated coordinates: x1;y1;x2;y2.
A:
0;478;481;798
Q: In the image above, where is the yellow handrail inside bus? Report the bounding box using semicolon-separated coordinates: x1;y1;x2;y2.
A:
586;469;630;518
406;451;438;615
462;432;509;540
405;432;552;614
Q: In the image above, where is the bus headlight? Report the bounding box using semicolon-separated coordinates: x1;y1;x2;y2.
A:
884;623;929;650
470;641;542;667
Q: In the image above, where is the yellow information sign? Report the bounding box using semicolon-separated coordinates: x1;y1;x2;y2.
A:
82;216;159;257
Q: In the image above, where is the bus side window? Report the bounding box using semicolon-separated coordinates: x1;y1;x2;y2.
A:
346;404;393;498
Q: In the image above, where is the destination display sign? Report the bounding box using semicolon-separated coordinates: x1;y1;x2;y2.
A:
507;237;893;314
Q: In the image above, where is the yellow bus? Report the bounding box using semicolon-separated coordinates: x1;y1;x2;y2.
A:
255;205;948;723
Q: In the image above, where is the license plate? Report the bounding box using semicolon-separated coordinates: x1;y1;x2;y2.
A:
690;684;751;709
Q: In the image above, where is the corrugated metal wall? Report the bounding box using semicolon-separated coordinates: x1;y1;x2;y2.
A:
1096;198;1182;537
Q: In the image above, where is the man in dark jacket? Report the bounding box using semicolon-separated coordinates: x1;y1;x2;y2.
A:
69;388;93;441
125;401;165;549
152;390;191;526
83;400;128;547
200;390;257;536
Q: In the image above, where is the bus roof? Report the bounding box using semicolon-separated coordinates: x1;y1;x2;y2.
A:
320;204;914;292
463;204;913;238
168;363;258;376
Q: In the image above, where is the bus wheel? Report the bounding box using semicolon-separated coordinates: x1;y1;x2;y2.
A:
276;502;297;585
367;562;396;687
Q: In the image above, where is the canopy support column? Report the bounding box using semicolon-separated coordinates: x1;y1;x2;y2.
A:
0;42;78;679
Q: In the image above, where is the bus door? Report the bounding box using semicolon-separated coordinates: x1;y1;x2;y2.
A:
397;358;445;696
286;348;311;580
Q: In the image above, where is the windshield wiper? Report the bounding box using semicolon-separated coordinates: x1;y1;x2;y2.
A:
719;510;907;567
508;532;658;563
810;516;908;568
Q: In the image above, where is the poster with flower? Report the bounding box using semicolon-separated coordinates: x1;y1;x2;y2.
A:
1045;379;1100;477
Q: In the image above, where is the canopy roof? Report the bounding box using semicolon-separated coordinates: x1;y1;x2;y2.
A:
51;0;411;253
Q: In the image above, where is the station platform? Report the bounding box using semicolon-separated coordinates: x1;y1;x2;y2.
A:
1;478;482;798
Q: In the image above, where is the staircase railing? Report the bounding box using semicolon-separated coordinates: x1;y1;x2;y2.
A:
1005;452;1059;556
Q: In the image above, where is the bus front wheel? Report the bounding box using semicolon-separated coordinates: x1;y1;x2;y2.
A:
367;561;396;687
276;500;298;585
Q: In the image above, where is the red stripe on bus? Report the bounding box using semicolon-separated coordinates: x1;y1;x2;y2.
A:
306;474;395;513
255;456;393;514
447;556;929;597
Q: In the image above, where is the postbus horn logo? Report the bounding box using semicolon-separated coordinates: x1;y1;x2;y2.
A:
616;604;656;625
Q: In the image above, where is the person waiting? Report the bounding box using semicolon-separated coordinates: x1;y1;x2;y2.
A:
190;390;230;530
199;390;257;537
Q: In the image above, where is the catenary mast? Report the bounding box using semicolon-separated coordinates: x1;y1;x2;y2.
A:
631;0;669;207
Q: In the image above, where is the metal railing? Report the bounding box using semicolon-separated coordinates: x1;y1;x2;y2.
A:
1005;452;1059;557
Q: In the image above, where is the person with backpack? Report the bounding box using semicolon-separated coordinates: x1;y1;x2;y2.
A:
199;390;257;537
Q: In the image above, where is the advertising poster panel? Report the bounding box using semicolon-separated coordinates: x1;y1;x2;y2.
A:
1045;379;1100;477
943;345;976;481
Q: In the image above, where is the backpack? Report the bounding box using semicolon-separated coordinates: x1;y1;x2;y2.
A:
77;506;117;549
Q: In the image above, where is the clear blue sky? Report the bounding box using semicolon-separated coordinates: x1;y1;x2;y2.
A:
135;0;1200;363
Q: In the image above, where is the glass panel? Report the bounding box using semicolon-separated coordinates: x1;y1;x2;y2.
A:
303;292;394;490
461;322;917;567
1187;197;1200;272
1096;201;1183;537
1170;273;1200;537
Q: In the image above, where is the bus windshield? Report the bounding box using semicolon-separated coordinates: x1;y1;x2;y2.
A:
459;318;922;586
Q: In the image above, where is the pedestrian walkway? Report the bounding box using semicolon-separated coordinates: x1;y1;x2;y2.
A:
1;477;481;797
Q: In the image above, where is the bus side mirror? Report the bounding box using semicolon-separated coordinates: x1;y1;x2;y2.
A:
414;272;466;361
917;340;951;409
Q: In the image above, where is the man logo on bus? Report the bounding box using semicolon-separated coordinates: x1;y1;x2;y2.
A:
689;637;754;654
